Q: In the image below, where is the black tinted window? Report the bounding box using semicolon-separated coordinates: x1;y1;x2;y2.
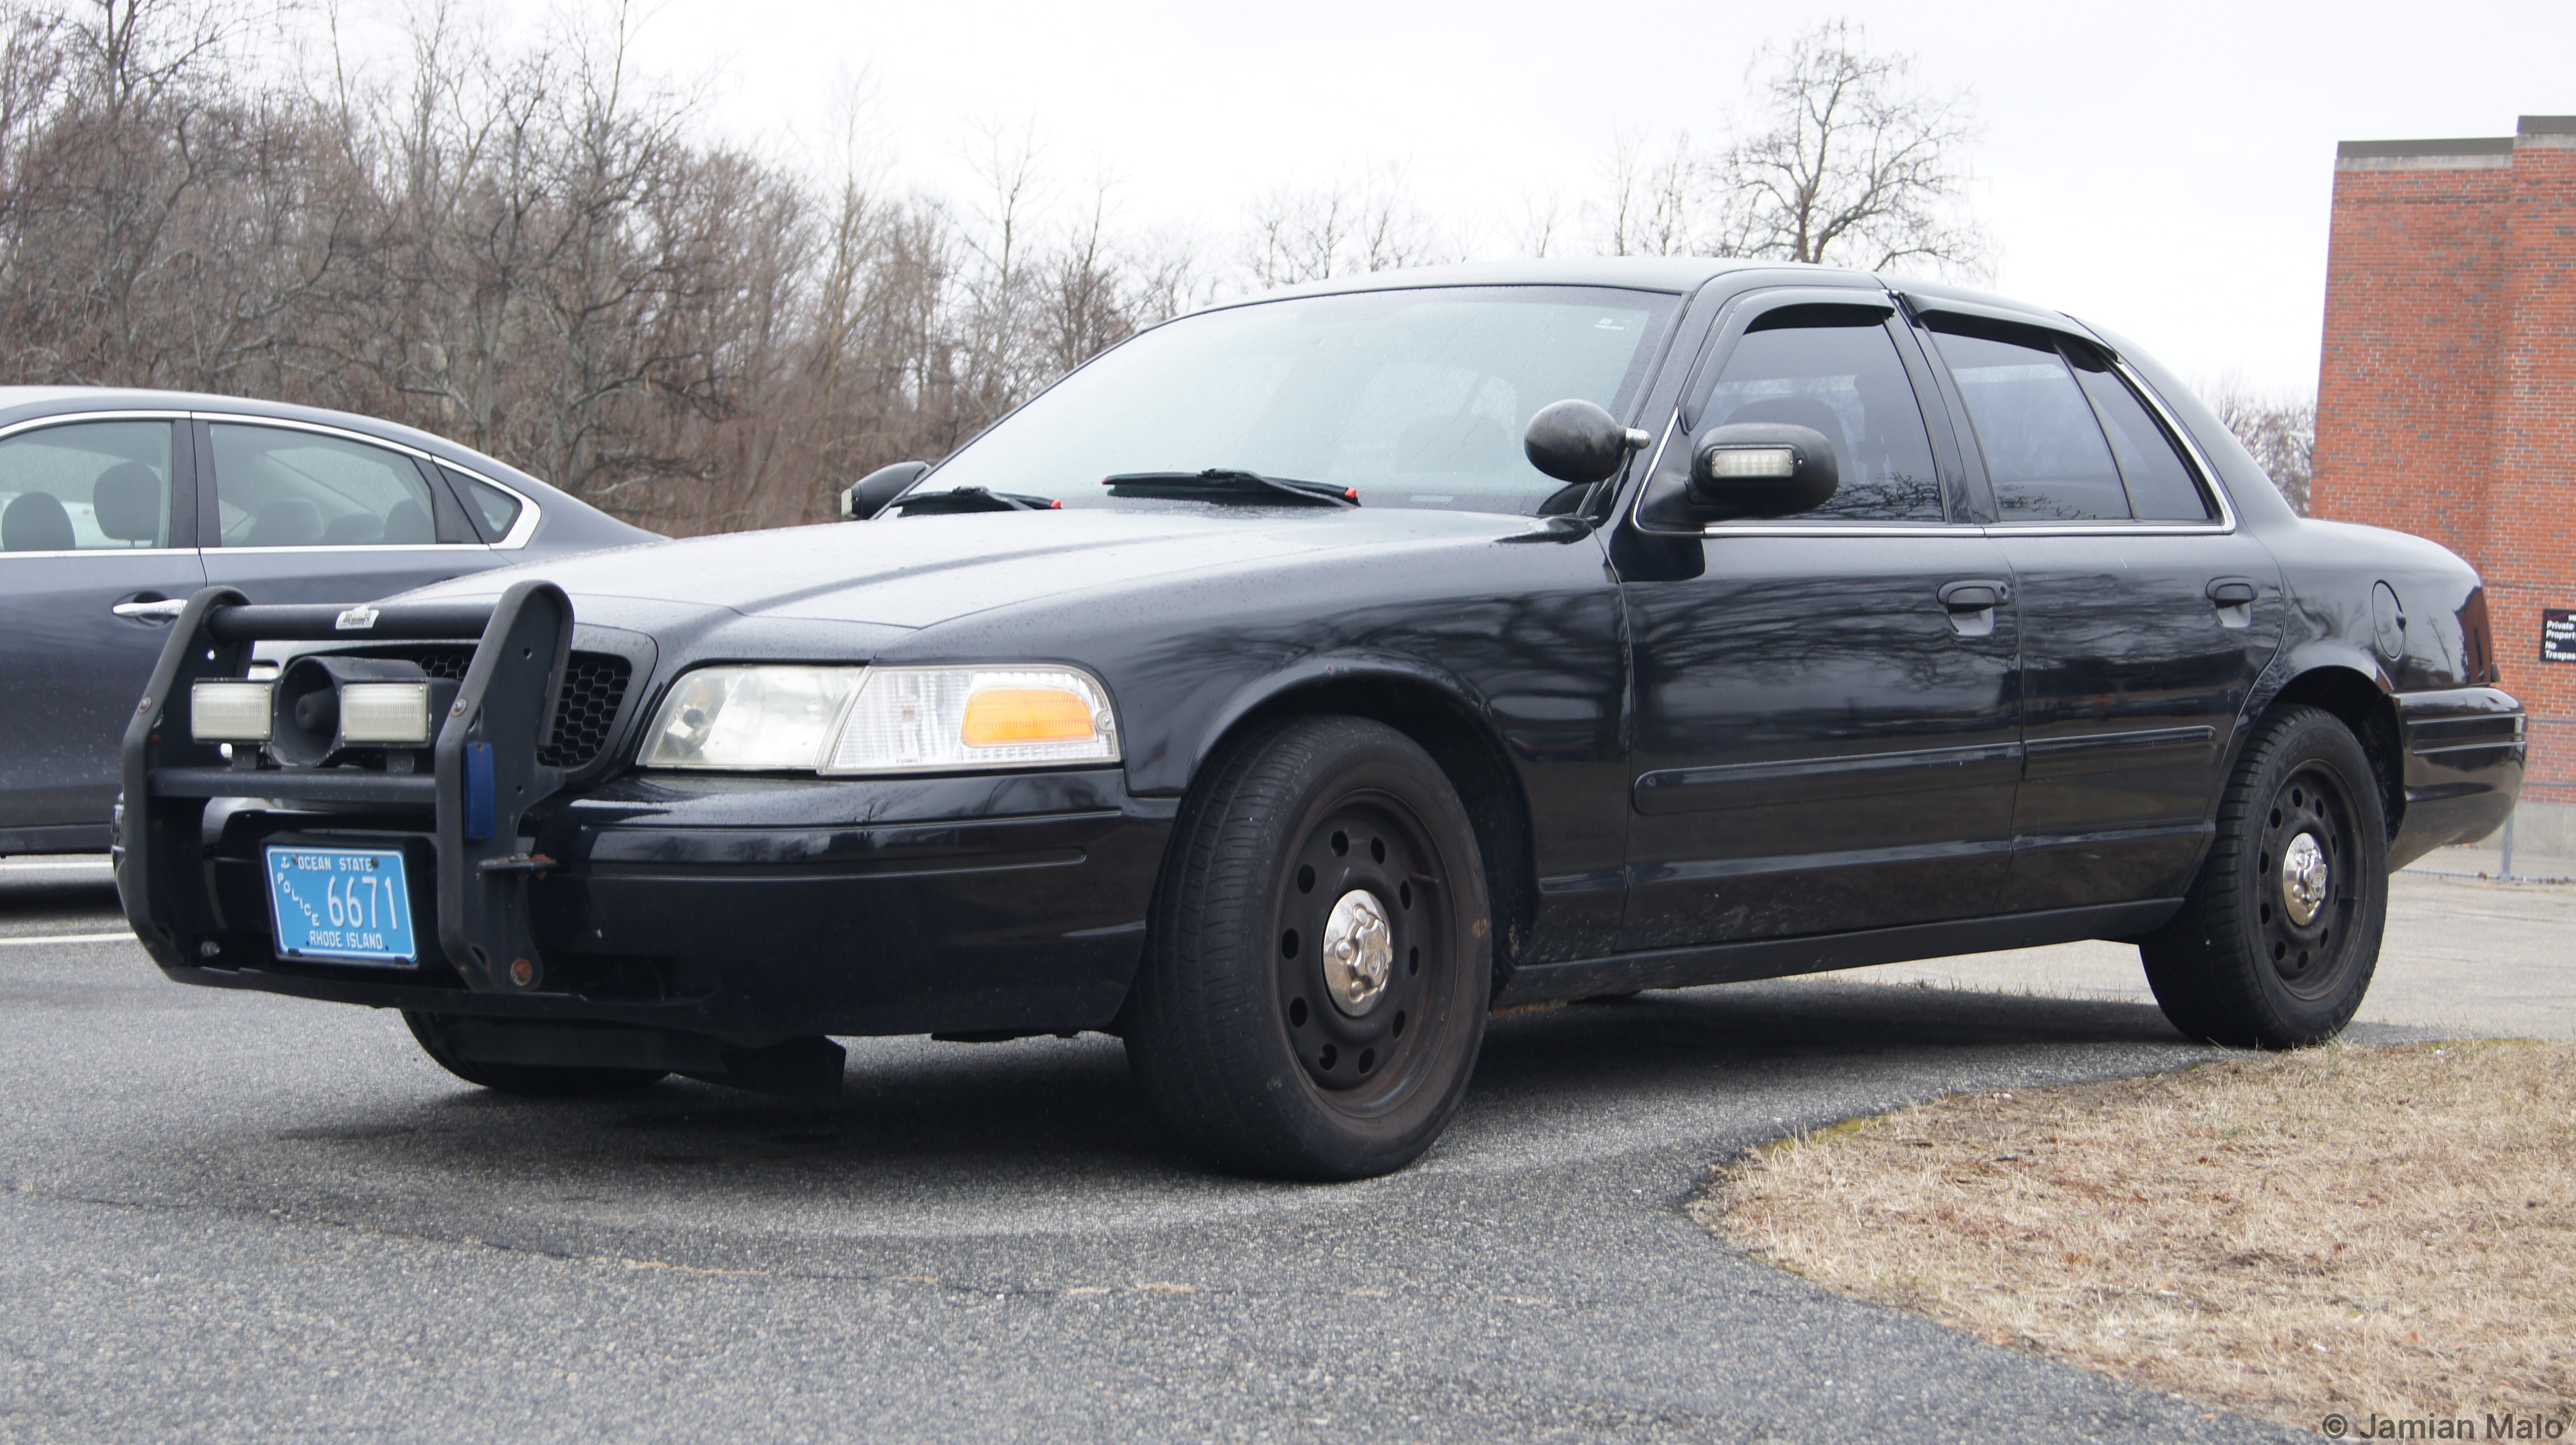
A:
1700;312;1942;522
2064;349;2213;521
1931;322;2129;521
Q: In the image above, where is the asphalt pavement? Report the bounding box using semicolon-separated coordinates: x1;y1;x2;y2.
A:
3;857;2504;1443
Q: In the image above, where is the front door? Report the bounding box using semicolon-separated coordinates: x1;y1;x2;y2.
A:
1916;311;2284;910
0;416;204;845
1616;294;2023;951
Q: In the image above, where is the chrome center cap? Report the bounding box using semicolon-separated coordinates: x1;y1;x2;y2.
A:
1321;889;1395;1015
2281;832;2330;927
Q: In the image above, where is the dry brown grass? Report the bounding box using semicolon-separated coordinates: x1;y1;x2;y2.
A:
1696;1041;2576;1434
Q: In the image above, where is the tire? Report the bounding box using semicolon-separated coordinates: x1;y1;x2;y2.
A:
402;1011;668;1097
2140;705;2389;1048
1124;716;1491;1181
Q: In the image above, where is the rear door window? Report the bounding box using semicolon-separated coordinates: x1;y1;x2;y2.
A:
208;425;443;547
2063;344;2215;521
0;421;177;551
1927;319;2129;522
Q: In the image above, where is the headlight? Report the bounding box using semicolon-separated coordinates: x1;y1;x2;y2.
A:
638;666;865;770
637;665;1119;774
824;666;1119;774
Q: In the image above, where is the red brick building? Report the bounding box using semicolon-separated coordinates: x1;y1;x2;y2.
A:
2314;114;2575;853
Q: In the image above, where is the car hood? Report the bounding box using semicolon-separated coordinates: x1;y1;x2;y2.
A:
402;507;1555;632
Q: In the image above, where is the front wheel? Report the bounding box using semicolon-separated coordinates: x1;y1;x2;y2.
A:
2140;705;2389;1048
1124;716;1491;1180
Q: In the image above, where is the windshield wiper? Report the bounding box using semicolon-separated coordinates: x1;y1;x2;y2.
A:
1102;470;1358;508
891;486;1062;516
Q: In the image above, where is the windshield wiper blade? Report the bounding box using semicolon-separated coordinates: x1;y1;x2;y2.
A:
1102;470;1358;508
891;486;1062;517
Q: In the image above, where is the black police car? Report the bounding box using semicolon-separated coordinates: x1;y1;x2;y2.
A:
118;260;2526;1180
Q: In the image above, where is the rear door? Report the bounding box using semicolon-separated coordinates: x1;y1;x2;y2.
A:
1614;289;2024;950
1912;309;2284;910
0;414;204;844
196;418;494;605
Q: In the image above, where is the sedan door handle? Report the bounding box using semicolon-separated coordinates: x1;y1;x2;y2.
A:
2206;578;2258;607
1938;579;2011;611
111;599;190;623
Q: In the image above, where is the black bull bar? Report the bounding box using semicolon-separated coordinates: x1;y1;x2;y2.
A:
118;579;576;993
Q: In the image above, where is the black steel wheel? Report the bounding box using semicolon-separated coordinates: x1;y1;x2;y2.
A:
1124;716;1491;1180
2140;705;2389;1048
402;1011;668;1097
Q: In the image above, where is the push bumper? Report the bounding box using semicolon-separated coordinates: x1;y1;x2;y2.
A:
2388;685;2524;868
117;586;1172;1046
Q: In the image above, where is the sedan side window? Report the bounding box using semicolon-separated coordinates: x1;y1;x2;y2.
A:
0;421;175;551
1698;308;1944;522
208;425;439;547
2063;343;2215;521
1928;317;2131;522
443;465;524;541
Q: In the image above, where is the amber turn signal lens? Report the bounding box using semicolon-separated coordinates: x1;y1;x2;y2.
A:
960;687;1096;746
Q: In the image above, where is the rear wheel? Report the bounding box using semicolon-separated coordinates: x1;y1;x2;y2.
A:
402;1011;668;1096
1124;716;1491;1180
2139;705;2388;1047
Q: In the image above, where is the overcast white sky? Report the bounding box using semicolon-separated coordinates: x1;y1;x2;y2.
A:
593;0;2574;395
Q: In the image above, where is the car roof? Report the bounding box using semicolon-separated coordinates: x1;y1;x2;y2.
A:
1209;256;1804;306
1176;257;2100;340
0;386;558;495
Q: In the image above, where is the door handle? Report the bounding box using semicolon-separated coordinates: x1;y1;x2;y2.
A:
1939;579;2011;611
2206;578;2258;607
111;597;189;623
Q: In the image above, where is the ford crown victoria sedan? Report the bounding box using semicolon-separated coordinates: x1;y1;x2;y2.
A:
1;389;653;856
116;260;2525;1179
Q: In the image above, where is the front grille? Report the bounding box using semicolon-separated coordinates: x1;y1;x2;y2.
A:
369;647;633;770
539;654;632;768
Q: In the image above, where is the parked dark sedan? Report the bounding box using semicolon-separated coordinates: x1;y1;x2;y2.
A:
0;389;654;855
117;261;2524;1179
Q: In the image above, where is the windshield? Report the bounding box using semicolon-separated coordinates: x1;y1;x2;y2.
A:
924;286;1679;517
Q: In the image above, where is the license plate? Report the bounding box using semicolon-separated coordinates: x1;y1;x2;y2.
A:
264;846;418;965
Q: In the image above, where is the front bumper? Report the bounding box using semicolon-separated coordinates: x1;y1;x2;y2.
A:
2388;685;2524;869
117;586;1172;1043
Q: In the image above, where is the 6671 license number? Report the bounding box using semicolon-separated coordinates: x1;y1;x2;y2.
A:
264;846;420;965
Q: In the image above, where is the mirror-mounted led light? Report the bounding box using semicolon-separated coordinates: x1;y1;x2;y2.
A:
192;680;275;742
1700;445;1797;479
338;682;433;745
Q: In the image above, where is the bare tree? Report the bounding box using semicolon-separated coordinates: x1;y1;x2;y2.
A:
1591;127;1702;258
2205;378;2315;515
1584;19;1986;275
1246;165;1450;287
1722;20;1985;271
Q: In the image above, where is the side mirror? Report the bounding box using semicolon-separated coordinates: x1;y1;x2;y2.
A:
840;461;931;521
1687;423;1839;518
1524;400;1652;485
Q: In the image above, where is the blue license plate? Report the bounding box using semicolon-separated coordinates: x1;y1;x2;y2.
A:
264;846;418;965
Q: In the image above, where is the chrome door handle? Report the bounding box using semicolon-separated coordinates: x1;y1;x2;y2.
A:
1938;579;2011;611
111;599;189;622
